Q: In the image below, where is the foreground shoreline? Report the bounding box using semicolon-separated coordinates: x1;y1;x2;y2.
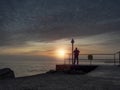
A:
0;65;120;90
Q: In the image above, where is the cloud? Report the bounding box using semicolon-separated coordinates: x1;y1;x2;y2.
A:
0;0;120;48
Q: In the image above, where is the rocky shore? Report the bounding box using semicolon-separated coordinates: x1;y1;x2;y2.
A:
0;68;15;80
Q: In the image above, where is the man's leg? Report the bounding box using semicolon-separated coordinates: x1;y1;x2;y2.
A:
77;57;79;65
72;59;74;65
73;57;76;65
73;59;76;65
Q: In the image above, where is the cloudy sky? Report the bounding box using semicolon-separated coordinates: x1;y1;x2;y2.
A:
0;0;120;58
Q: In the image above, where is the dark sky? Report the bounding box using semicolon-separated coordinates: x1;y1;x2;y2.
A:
0;0;120;56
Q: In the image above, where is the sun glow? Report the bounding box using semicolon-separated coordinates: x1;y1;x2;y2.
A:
56;49;66;59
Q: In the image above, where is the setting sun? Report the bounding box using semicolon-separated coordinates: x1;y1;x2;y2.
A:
56;49;66;59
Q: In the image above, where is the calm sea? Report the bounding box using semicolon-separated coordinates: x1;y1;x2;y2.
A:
0;55;118;77
0;58;64;77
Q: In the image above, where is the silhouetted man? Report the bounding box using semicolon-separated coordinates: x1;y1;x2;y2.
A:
73;48;80;65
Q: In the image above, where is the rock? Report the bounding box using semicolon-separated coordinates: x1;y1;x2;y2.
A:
46;70;57;74
0;68;15;80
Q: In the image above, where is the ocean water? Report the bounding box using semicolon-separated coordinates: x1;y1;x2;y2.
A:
0;58;64;77
0;55;118;77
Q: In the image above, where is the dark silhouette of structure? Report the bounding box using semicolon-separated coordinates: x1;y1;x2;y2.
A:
88;54;93;65
73;48;80;65
71;39;75;64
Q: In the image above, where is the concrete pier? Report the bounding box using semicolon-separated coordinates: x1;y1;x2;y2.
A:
56;64;98;73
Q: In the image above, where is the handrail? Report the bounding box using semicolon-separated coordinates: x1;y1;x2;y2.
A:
64;51;120;65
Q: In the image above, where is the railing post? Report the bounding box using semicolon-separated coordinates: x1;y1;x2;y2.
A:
118;51;120;65
68;54;71;64
64;55;65;65
114;54;116;65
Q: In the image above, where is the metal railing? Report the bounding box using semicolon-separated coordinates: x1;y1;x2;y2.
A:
64;51;120;65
